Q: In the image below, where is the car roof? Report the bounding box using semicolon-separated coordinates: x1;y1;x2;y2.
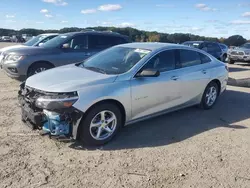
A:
117;42;185;51
60;30;128;38
183;41;203;44
185;41;219;44
41;33;59;36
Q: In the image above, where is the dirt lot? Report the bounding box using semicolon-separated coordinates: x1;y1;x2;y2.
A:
0;43;250;188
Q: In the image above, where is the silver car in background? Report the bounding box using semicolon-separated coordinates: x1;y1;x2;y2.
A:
228;43;250;64
0;33;58;63
19;42;228;146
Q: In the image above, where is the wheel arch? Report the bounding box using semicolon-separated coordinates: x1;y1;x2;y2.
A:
27;60;55;75
75;99;126;139
209;79;221;96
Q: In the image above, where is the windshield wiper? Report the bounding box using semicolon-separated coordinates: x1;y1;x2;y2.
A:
84;66;107;74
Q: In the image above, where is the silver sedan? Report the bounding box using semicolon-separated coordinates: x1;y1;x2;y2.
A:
20;42;228;146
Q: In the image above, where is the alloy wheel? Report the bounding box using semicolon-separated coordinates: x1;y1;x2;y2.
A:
89;110;117;141
34;67;47;74
205;86;217;107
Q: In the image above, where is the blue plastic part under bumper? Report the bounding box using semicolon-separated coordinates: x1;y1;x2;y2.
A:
42;110;70;136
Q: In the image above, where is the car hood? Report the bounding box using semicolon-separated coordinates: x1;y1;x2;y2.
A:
25;64;118;92
5;46;59;56
233;47;250;53
0;45;25;53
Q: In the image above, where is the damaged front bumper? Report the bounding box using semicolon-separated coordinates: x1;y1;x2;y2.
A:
18;82;83;139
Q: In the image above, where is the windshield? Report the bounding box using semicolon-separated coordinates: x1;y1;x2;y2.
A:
24;35;46;46
182;42;201;48
240;43;250;49
42;34;70;48
79;47;151;75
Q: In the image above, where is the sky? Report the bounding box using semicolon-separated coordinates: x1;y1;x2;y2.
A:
0;0;250;38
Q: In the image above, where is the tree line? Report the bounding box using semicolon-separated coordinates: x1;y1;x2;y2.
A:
0;27;248;46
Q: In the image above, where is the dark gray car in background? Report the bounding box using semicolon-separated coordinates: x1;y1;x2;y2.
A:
182;41;224;61
1;30;129;79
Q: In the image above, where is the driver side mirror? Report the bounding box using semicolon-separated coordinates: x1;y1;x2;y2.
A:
62;43;70;49
136;69;160;77
38;42;44;47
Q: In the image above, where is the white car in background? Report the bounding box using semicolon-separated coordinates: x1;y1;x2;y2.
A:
0;33;58;63
1;36;11;42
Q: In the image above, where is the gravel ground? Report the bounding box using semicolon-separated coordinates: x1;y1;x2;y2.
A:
0;43;250;188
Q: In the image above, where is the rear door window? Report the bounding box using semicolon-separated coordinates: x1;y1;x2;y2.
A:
88;35;127;49
179;49;202;68
199;53;211;63
206;43;221;53
142;50;176;72
62;35;87;50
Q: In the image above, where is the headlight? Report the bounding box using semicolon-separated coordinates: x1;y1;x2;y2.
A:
35;93;78;110
5;54;24;63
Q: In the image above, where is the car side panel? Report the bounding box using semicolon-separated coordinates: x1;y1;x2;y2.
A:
177;63;212;105
130;71;182;120
208;61;228;94
73;80;132;121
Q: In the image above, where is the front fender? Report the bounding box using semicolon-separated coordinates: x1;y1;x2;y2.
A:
73;80;132;121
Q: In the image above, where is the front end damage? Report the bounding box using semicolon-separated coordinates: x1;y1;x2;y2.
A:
18;82;83;139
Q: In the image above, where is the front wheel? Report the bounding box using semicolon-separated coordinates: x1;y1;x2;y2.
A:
200;82;219;109
27;63;53;77
79;103;122;146
228;59;235;64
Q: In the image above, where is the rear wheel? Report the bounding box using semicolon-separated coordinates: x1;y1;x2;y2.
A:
200;82;219;109
222;54;227;62
79;103;122;146
27;63;53;77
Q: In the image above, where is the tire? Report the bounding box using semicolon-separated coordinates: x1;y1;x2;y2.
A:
200;82;219;110
222;54;227;62
27;63;53;77
228;59;235;64
79;103;122;146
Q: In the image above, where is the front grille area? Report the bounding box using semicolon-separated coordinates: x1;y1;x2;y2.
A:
18;86;45;113
23;86;45;104
231;51;244;56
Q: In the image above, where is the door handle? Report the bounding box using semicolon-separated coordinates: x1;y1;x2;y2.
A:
171;76;179;81
202;70;207;74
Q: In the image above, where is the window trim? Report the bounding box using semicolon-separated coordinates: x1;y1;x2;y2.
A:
132;47;212;79
133;49;178;78
61;34;88;51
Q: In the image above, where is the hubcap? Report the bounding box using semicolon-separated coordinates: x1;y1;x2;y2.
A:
205;86;217;106
34;67;47;74
89;110;117;141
